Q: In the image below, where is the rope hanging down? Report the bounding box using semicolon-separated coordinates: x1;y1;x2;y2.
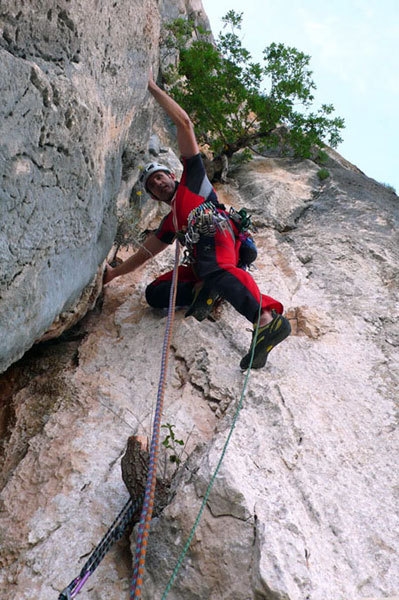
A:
161;297;262;599
59;244;260;599
58;495;142;600
130;240;181;598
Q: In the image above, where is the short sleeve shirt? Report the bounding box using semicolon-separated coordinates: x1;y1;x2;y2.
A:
155;154;218;244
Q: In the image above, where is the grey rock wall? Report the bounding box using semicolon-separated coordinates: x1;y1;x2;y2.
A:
0;2;398;600
0;0;163;372
0;149;398;600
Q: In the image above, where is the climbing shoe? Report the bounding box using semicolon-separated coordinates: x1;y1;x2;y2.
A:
240;310;291;370
185;284;220;322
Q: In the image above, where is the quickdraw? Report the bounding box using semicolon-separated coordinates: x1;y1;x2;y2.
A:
228;207;258;269
228;206;255;232
183;201;235;264
58;495;142;600
186;201;233;242
183;202;258;270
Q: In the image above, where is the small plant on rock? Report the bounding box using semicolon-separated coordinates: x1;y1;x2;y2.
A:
380;182;396;194
161;423;185;466
113;203;141;259
317;167;330;181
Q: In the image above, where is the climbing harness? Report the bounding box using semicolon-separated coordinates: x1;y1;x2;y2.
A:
58;495;142;599
130;240;181;598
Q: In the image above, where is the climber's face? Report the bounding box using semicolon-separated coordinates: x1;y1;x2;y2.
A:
146;171;176;203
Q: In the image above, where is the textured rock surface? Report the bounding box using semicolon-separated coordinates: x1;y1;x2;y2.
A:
1;148;398;599
0;0;210;371
1;1;399;599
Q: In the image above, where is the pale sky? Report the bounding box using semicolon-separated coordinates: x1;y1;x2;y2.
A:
202;0;399;193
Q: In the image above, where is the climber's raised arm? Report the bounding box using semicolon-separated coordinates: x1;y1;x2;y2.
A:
147;70;199;159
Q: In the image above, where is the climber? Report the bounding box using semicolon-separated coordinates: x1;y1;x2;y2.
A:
103;70;291;369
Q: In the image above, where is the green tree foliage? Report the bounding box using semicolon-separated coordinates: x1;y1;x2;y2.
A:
163;11;344;161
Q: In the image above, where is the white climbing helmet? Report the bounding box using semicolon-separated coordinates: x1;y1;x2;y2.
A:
140;162;172;192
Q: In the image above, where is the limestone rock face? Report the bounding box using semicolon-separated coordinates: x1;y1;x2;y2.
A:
1;0;169;371
1;2;399;600
1;148;398;600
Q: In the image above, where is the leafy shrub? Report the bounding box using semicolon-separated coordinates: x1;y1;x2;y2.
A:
317;168;330;181
114;203;141;253
380;182;396;194
162;11;345;162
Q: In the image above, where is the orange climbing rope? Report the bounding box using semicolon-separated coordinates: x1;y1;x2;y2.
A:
58;248;261;599
130;240;180;598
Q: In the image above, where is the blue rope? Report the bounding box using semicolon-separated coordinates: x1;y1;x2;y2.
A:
58;494;142;599
59;255;262;600
161;298;262;598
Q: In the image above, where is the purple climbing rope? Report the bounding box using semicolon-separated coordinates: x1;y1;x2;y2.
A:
130;240;180;598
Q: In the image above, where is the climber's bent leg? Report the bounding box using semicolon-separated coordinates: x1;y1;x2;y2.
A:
145;265;199;309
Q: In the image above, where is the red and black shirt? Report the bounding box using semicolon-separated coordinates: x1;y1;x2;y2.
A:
155;154;218;244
